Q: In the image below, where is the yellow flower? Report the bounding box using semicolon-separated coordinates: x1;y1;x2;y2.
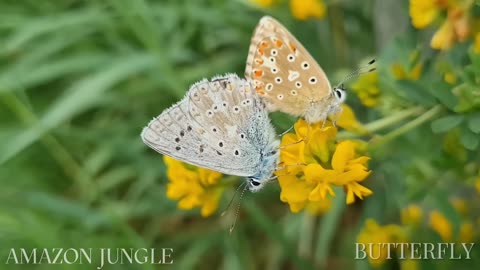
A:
277;119;372;212
443;71;457;84
409;0;445;29
459;221;474;242
391;62;423;81
306;198;331;215
451;198;469;217
475;176;480;193
333;104;368;134
164;156;224;217
351;72;380;107
429;210;452;241
474;32;480;53
410;0;474;50
357;219;406;268
401;259;419;270
431;20;457;50
290;0;326;20
401;204;423;226
250;0;275;7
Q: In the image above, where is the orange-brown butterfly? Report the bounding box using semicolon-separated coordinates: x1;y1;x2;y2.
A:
245;16;374;124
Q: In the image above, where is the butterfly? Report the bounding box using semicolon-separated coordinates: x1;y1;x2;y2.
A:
141;74;280;192
245;16;347;124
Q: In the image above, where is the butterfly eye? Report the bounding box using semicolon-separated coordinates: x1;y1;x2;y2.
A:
334;88;347;103
250;180;261;186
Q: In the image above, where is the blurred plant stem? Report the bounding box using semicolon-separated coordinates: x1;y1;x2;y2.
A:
370;105;444;149
314;187;346;267
0;92;92;197
338;105;426;139
329;4;348;67
298;211;315;259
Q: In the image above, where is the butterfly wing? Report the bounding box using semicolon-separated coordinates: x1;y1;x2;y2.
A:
141;74;277;178
245;16;333;121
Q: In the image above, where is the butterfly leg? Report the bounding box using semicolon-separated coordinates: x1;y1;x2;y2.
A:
279;138;304;149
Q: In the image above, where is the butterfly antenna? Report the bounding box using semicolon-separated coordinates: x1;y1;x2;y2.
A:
221;181;246;217
335;59;376;88
229;183;248;234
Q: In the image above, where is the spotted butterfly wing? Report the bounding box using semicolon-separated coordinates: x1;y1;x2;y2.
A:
245;16;340;123
141;74;279;191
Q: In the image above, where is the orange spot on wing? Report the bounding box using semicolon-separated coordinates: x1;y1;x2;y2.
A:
253;70;264;78
257;89;266;96
260;41;269;48
275;40;283;48
289;43;297;52
257;48;264;55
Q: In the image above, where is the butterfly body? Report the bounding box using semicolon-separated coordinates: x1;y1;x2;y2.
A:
245;16;346;124
141;74;279;192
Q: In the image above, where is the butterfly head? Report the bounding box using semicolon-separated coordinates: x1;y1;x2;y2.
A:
247;141;280;192
247;177;266;192
333;84;347;104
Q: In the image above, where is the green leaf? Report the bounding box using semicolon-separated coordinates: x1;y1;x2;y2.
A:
428;82;457;111
460;128;479;150
467;113;480;133
431;115;464;133
0;54;157;164
396;80;437;107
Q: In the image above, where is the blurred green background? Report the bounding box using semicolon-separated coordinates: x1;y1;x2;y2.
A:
1;0;479;269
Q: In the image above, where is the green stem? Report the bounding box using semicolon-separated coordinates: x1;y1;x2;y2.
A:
314;187;346;267
363;106;425;133
370;105;444;149
338;106;425;139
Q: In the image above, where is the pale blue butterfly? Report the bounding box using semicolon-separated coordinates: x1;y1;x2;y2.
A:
141;74;280;192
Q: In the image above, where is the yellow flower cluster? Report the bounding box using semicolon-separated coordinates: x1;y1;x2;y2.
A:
391;62;423;81
476;177;480;193
351;72;381;107
250;0;327;20
276;117;372;213
289;0;326;20
401;204;423;226
429;198;475;242
164;156;225;217
400;200;475;243
358;198;477;268
409;0;474;50
356;219;407;268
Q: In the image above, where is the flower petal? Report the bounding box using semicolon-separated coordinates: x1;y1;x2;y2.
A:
332;141;356;172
